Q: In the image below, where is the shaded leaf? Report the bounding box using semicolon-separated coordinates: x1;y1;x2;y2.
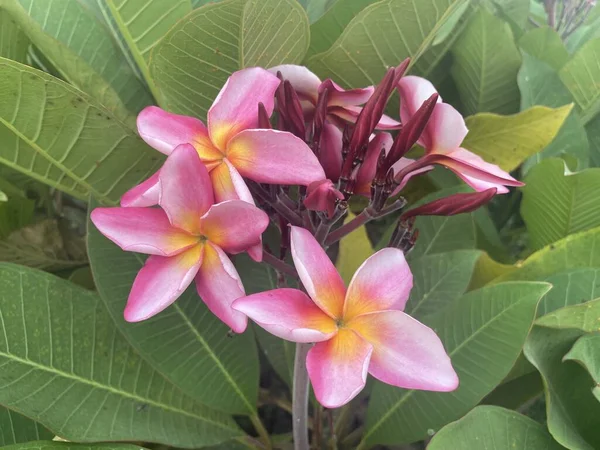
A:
0;408;52;446
428;406;563;450
406;250;480;320
87;211;260;415
564;333;600;390
461;104;573;172
0;58;163;204
0;10;29;63
4;0;152;120
450;8;521;115
0;263;240;447
360;282;550;448
525;326;600;450
559;38;600;123
482;371;543;410
519;26;569;70
150;0;309;119
538;268;600;317
586;113;600;167
536;298;600;332
0;443;148;450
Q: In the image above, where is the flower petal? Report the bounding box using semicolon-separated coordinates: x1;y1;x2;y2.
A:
329;106;401;129
355;133;393;195
304;179;344;218
349;310;458;392
398;75;441;123
200;200;269;254
91;207;198;256
210;159;255;204
227;129;325;185
269;64;320;102
319;79;374;107
343;248;413;320
208;67;281;150
137;106;221;160
124;245;203;322
233;288;338;343
195;242;247;332
319;123;343;181
159;144;214;233
306;329;373;408
290;226;346;319
427;103;468;154
120;170;160;207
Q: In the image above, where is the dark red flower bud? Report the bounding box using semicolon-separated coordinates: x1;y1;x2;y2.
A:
284;80;306;138
401;188;497;220
258;102;272;129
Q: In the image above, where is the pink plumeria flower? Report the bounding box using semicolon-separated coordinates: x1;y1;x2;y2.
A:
269;65;399;130
398;76;523;193
233;227;458;408
304;179;344;218
91;145;269;332
122;67;324;206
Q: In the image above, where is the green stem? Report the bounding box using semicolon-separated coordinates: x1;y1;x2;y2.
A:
250;414;272;450
293;343;312;450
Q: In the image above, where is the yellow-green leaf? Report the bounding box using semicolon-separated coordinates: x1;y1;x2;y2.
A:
462;104;573;172
336;212;373;284
468;252;515;290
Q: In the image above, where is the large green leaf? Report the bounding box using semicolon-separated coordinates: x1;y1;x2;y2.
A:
564;333;600;387
0;58;162;204
359;282;550;448
3;0;152;120
87;215;259;416
0;263;240;447
538;268;600;317
525;326;600;450
306;0;374;56
450;8;521;115
0;443;148;450
536;298;600;332
428;405;563;450
0;408;52;446
519;26;569;70
518;54;589;173
336;213;373;284
0;9;29;63
522;159;600;249
150;0;310;119
559;38;600;124
405;250;480;320
103;0;192;101
305;0;469;89
586;113;600;167
488;0;530;29
494;227;600;284
461;104;573;172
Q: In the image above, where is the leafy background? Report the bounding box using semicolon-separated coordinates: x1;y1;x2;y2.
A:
0;0;598;449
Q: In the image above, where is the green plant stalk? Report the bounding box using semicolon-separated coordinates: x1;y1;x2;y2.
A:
293;343;312;450
250;414;272;450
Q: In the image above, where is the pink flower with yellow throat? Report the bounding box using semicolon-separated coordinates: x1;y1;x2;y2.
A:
233;227;458;408
91;144;268;332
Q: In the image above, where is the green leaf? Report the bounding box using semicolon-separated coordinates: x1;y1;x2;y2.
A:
336;213;373;284
519;26;569;70
0;263;240;447
103;0;192;101
536;298;600;332
306;0;374;56
0;443;148;450
489;0;530;29
468;251;515;290
0;9;29;63
150;0;310;119
524;326;600;450
305;0;470;89
450;8;521;115
0;408;52;446
564;333;600;390
482;371;543;409
428;405;563;450
254;326;294;387
494;227;600;284
559;38;600;124
522;159;600;249
87;214;260;415
0;58;162;204
360;282;550;448
461;104;573;172
405;250;480;320
4;0;152;120
538;268;600;317
586;113;600;167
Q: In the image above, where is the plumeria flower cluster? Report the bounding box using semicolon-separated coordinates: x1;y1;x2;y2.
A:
92;61;523;407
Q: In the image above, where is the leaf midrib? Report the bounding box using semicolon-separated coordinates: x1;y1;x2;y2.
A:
360;293;535;445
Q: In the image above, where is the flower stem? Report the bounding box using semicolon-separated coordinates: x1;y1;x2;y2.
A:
250;414;272;449
262;251;298;279
293;343;312;450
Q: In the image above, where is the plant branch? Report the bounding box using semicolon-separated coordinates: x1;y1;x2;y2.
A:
248;182;303;226
293;343;312;450
250;414;272;450
262;251;298;279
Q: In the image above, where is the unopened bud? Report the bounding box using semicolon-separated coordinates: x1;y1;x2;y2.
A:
401;188;497;220
258;102;272;129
